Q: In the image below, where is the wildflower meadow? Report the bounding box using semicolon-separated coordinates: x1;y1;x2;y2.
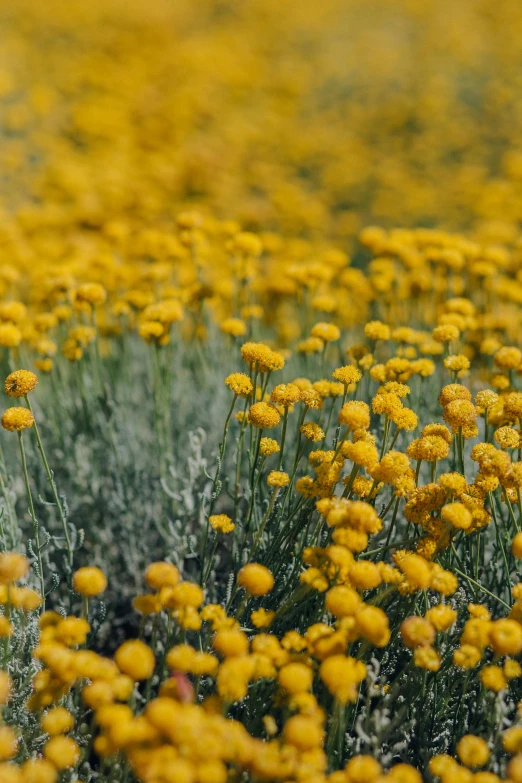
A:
2;0;522;781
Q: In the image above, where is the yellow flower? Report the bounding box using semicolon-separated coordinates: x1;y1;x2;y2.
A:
270;383;301;407
251;608;275;628
456;735;490;769
319;655;366;703
72;566;107;597
0;553;29;583
259;437;280;456
489;619;522;656
480;665;507;692
220;318;247;337
41;707;74;736
225;372;253;397
267;471;290;488
494;346;522;370
310;322;340;342
332;365;362;386
432;324;459;343
43;736;80;769
209;514;235;533
0;324;22;348
248;402;281;429
145;561;180;590
238;563;274;596
115;640;155;681
413;646;441;672
401;616;436;649
441;502;473;530
0;726;17;761
1;407;34;431
339;400;370;430
75;283;107;307
364;321;390;341
5;370;38;398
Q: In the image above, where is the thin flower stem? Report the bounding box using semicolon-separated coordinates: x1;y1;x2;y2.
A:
17;432;45;605
24;396;73;569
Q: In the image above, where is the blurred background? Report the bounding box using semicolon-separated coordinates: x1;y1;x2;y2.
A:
0;0;521;242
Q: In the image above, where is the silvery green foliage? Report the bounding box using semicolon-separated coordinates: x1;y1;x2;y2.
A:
0;330;520;777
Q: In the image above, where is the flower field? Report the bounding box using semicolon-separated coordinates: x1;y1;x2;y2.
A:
1;0;522;781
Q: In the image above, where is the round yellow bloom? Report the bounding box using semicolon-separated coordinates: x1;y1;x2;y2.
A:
401;616;435;648
248;402;281;429
444;354;470;373
425;604;457;632
441;502;473;530
513;532;522;559
433;324;459;343
443;399;478;428
300;423;325;442
259;437;280;456
364;321;390;341
332;365;362;386
72;566;107;596
0;672;12;707
284;714;323;750
0;726;17;761
505;392;522;419
43;736;80;769
270;383;301;407
349;561;382;591
489;619;522;656
267;471;290;488
413;646;441;672
224;372;253;397
475;389;500;410
339;400;370;430
213;629;249;657
310;322;340;342
76;282;107;307
41;707;74;736
325;585;361;617
494;346;522;370
0;324;22;348
355;605;390;646
4;370;38;398
1;407;34;432
319;655;366;703
0;553;28;583
251;608;275;628
0;302;26;324
300;388;323;409
21;758;58;783
115;640;155;680
278;662;313;694
220;318;246;337
438;384;472;406
507;755;522;783
480;665;507;692
161;581;203;608
238;563;274;596
145;561;180;590
407;436;449;463
209;514;235;533
453;644;482;669
494;426;520;450
398;554;432;589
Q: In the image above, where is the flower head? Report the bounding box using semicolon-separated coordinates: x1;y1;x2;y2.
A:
1;407;34;432
5;370;38;398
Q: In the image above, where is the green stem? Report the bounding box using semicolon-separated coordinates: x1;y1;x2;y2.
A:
25;396;73;569
17;432;45;605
